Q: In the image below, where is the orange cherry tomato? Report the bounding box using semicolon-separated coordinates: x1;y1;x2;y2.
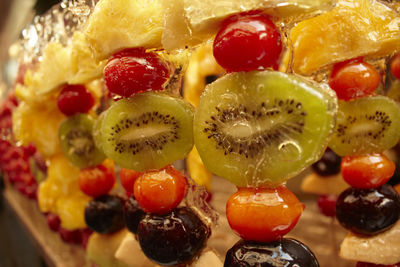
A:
120;168;143;193
133;165;188;214
391;53;400;80
226;186;304;242
78;159;116;197
341;154;395;189
329;58;380;101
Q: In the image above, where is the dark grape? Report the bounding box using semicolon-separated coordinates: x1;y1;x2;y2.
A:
123;196;146;234
336;184;400;235
224;238;319;267
311;148;341;176
84;195;125;234
137;207;210;266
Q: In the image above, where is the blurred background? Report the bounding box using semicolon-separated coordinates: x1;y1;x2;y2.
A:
0;1;60;266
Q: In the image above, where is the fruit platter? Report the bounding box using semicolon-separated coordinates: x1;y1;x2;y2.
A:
2;0;400;266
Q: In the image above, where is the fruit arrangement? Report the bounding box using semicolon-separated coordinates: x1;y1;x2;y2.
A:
3;0;400;266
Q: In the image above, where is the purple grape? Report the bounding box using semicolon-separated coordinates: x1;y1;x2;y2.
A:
312;148;341;176
84;195;125;234
123;196;145;234
336;184;400;235
137;207;210;266
224;238;319;267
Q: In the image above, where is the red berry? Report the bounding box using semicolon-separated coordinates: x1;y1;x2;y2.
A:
57;84;95;116
134;165;188;214
58;228;82;244
226;186;304;242
46;213;61;231
104;48;171;98
341;154;395;189
80;228;93;249
329;58;380;101
120;168;143;193
213;11;282;72
391;53;400;79
317;195;337;217
78;160;116;197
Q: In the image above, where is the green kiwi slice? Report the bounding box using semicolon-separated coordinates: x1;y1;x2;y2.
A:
98;92;194;171
59;114;106;169
329;96;400;156
194;70;337;187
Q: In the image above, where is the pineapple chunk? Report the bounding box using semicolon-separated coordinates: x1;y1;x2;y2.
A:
87;229;130;267
291;0;400;75
114;232;153;267
12;101;64;158
83;0;164;60
56;193;91;230
340;220;400;265
163;0;336;50
301;173;349;195
187;147;213;190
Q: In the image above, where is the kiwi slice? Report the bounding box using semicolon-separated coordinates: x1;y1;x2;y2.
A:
194;70;337;187
329;96;400;156
99;92;194;171
59;114;106;169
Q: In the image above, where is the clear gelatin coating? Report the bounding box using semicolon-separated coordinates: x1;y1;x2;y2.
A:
194;70;337;187
329;96;400;156
97;92;194;171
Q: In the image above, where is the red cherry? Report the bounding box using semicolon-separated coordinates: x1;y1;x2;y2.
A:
104;48;171;98
57;84;95;116
329;58;380;101
78;160;116;197
391;53;400;80
213;11;282;72
120;168;143;193
317;195;337;217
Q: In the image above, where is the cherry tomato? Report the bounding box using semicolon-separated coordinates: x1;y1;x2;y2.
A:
213;11;282;72
78;159;116;197
133;165;188;214
104;48;171;98
57;84;95;116
329;58;380;101
341;154;395;189
391;53;400;80
120;168;143;193
226;186;304;242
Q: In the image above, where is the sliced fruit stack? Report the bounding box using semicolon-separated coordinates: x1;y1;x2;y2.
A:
192;11;337;266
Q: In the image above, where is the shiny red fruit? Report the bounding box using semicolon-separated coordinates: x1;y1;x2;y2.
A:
317;195;337;217
58;228;82;244
104;48;171;98
57;84;95;116
226;186;304;242
78;160;116;197
120;168;143;193
341;154;395;189
213;11;282;72
134;165;188;214
46;213;61;231
329;58;380;101
391;53;400;79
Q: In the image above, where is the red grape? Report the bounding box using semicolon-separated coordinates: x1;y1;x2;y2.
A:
57;84;95;116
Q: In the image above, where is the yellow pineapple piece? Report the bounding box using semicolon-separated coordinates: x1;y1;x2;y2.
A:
301;173;349;195
47;154;80;184
87;229;130;267
187;147;213;190
12;102;65;158
38;178;63;214
83;0;164;61
163;0;336;50
290;0;400;75
340;220;400;265
114;232;153;266
56;193;91;230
